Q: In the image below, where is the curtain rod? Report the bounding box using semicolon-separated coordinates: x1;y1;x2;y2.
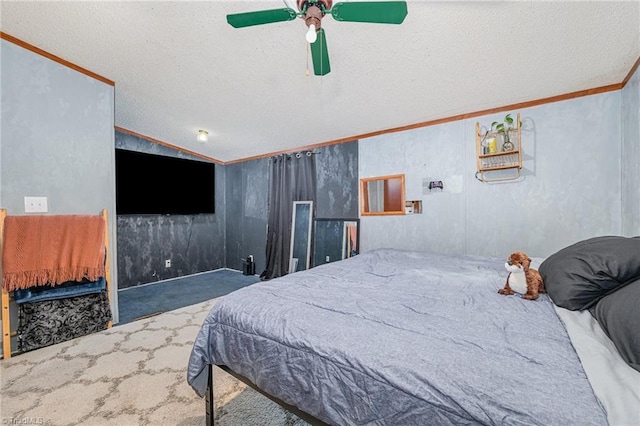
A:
272;150;321;160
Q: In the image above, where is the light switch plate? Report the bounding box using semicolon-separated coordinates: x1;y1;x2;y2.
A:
24;196;48;213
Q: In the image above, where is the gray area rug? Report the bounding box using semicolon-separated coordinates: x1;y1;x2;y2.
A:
1;298;308;426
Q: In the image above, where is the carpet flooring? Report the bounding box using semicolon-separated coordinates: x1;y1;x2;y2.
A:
117;269;260;324
0;297;308;426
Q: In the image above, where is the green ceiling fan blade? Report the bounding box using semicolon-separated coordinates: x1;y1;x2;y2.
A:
331;1;408;24
226;8;297;28
310;28;330;76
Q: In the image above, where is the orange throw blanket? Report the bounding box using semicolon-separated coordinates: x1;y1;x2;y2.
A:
2;215;106;291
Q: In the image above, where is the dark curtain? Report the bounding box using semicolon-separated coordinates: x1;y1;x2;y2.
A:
261;152;316;280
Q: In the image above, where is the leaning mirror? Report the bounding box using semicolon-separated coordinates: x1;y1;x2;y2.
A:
313;218;360;267
289;201;313;273
360;174;406;216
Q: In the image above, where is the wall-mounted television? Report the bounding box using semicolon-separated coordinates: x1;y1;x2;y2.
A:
115;149;215;215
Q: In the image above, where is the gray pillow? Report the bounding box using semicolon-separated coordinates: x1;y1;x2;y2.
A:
539;236;640;310
589;279;640;372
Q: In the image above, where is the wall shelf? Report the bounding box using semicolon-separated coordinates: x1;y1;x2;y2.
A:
405;200;422;214
475;113;523;182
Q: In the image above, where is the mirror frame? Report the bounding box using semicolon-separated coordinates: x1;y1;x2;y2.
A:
289;201;314;273
312;218;360;267
360;174;406;216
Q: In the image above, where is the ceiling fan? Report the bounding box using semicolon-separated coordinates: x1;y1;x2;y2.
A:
226;0;408;76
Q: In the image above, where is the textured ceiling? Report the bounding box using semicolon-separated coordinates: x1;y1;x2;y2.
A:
2;1;639;163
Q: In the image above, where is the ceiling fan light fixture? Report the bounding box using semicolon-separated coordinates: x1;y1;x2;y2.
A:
197;130;209;143
303;3;323;44
306;24;317;43
226;0;408;76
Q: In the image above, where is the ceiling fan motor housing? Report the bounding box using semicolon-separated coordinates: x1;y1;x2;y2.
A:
298;0;332;30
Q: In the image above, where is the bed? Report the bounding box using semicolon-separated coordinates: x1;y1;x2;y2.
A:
188;238;640;425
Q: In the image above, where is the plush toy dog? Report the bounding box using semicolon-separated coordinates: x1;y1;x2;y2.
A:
498;252;545;300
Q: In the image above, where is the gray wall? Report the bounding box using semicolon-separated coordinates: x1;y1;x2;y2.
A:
622;66;640;236
115;125;359;286
114;131;225;288
359;91;622;259
1;40;118;342
313;142;360;266
225;142;360;275
316;141;359;219
225;158;270;274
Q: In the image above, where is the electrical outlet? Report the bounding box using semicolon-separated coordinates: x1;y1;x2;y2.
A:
24;196;48;213
165;259;171;268
325;256;330;262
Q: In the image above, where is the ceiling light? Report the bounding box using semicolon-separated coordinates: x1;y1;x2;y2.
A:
197;130;208;143
306;24;317;43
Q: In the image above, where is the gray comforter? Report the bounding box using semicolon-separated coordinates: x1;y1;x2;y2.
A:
187;249;607;425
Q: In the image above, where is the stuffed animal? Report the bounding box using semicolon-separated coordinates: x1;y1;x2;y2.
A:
498;252;545;300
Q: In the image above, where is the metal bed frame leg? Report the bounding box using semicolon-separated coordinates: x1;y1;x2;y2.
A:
215;364;329;425
206;365;214;426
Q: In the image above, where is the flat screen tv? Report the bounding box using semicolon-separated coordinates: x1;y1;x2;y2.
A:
115;149;215;215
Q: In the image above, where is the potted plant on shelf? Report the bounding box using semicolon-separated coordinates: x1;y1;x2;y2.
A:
491;114;519;151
